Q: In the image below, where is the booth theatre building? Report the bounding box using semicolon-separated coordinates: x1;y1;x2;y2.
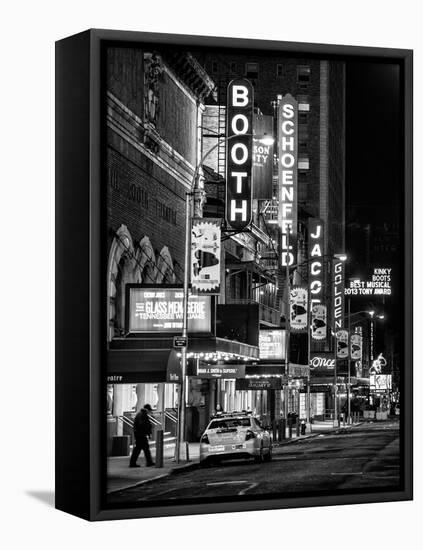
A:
105;47;260;452
105;45;348;458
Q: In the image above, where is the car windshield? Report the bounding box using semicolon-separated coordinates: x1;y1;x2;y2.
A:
208;418;251;430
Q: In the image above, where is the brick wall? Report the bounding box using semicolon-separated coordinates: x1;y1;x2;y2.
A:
106;47;204;282
107;132;186;281
107;47;144;120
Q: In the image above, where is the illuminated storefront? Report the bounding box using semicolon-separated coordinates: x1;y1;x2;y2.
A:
107;285;260;446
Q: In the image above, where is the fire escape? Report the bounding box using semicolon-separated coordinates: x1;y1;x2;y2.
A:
202;76;280;327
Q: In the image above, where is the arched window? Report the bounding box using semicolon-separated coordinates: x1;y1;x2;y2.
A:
107;231;177;340
156;246;176;284
107;225;139;340
135;236;158;284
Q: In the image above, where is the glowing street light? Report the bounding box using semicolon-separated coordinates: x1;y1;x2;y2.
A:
335;253;348;262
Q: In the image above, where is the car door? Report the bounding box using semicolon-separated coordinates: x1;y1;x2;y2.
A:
255;418;270;448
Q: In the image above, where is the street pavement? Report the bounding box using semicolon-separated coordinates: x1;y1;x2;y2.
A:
107;422;324;493
107;420;400;505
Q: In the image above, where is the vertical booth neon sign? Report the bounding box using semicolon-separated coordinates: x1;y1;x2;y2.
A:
278;94;298;267
226;79;254;230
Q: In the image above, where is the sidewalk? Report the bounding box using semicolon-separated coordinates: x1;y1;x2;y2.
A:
107;443;200;494
273;419;363;446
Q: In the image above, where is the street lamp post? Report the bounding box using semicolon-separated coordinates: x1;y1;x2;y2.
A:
347;297;351;425
176;131;274;463
306;287;311;430
369;310;375;363
291;253;347;430
342;307;382;426
333;254;347;428
175;188;193;463
285;227;291;422
333;330;338;428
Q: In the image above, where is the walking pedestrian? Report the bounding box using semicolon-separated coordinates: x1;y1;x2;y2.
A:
129;404;155;467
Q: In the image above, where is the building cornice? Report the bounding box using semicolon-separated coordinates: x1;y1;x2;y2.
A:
107;91;195;190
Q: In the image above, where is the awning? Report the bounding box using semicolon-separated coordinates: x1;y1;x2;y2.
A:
107;335;260;383
110;336;259;360
107;349;171;383
246;363;285;376
310;376;370;386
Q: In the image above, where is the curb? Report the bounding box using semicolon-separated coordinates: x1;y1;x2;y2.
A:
273;421;365;446
273;433;319;447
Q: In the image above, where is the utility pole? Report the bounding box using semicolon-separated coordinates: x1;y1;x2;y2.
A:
306;286;311;429
347;297;351;425
175;130;273;462
333;330;338;428
284;227;291;420
176;190;192;463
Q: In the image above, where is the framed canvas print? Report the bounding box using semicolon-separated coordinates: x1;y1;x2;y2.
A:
55;29;413;521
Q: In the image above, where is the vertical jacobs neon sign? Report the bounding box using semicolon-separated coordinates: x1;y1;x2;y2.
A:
309;218;324;307
226;79;254;230
278;94;298;267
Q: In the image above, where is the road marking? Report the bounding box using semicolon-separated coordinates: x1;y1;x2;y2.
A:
136;486;178;499
207;481;248;486
363;474;399;479
331;472;363;475
238;483;258;495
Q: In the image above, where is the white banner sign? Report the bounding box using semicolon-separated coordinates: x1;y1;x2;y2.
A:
290;287;308;331
191;218;221;294
370;374;392;390
311;304;327;341
350;333;363;361
336;329;349;359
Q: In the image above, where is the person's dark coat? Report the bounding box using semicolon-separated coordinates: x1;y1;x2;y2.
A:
133;408;152;438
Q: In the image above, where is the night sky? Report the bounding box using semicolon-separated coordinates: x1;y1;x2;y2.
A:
345;60;403;342
346;61;402;223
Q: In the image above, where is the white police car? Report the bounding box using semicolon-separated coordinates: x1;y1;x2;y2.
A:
199;412;272;466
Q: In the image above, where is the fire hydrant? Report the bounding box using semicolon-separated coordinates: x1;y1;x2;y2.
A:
300;420;306;436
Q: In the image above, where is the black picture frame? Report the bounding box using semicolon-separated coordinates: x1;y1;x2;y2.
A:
55;29;413;521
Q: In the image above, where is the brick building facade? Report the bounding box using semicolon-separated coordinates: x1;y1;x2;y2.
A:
105;46;216;449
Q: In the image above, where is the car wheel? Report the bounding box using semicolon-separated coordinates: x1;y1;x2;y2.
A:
254;445;264;464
